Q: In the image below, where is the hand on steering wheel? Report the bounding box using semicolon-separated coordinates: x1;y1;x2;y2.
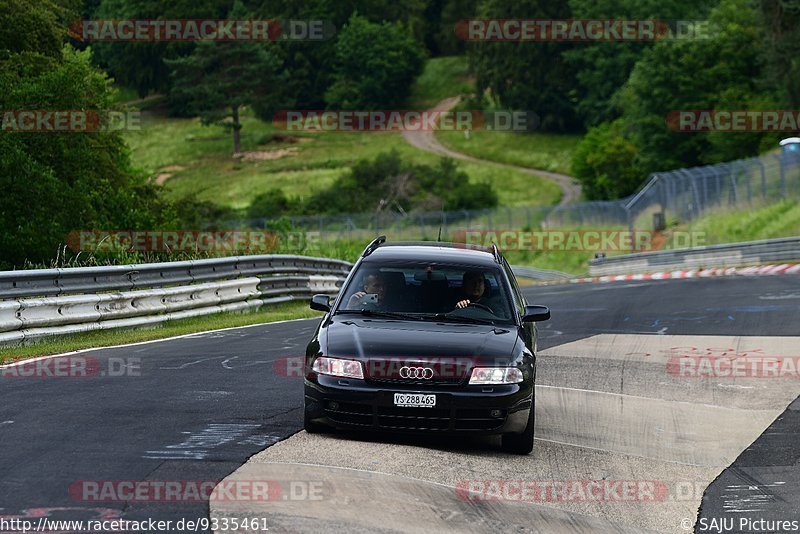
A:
456;299;493;313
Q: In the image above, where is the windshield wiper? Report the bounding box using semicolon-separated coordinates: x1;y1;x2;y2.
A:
416;313;497;325
335;309;422;321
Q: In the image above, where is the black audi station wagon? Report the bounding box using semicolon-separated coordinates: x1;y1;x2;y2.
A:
304;237;550;454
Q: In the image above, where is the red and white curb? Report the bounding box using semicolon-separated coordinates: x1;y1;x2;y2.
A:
562;263;800;284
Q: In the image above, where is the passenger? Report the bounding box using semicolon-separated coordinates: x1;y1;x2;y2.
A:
347;271;388;309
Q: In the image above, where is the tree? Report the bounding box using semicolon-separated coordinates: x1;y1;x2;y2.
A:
0;0;65;59
252;0;431;108
325;15;426;110
90;0;229;99
759;0;800;107
618;0;775;174
0;45;173;268
564;0;717;128
571;119;641;200
467;0;580;132
167;2;288;154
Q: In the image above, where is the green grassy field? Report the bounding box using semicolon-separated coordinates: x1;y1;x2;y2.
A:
407;56;473;109
122;55;573;211
125;110;562;210
673;200;800;245
435;130;581;175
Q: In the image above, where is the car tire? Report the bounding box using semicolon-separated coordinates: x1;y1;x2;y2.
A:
501;403;534;455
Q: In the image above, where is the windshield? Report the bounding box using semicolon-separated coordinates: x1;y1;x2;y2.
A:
336;261;515;323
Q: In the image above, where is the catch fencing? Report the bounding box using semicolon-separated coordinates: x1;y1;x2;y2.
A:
239;150;800;240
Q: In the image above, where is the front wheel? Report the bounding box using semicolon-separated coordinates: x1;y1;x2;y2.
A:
501;403;534;455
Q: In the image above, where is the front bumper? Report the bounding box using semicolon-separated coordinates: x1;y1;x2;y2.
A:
304;375;532;435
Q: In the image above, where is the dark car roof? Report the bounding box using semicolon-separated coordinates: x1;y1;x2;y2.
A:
362;242;501;268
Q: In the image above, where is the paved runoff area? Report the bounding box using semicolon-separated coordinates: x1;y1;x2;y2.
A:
2;275;799;533
213;276;800;533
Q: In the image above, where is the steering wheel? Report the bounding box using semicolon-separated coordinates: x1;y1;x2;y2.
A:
467;302;494;313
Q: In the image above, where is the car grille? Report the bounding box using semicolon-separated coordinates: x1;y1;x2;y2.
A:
363;359;470;387
324;403;505;432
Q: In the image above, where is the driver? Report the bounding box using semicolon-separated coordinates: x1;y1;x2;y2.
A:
453;270;492;310
347;271;388;309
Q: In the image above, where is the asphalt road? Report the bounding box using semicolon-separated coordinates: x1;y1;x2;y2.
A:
1;275;799;533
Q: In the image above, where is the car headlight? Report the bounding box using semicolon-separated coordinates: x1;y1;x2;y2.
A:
312;356;364;379
469;367;523;385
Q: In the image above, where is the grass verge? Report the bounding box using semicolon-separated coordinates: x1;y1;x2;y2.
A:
674;200;800;245
0;300;322;364
435;130;581;175
125;112;562;209
407;56;473;109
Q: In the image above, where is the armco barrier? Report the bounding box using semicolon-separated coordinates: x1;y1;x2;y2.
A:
589;236;800;276
0;255;352;346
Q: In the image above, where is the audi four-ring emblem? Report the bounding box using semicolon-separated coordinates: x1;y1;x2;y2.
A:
399;366;434;379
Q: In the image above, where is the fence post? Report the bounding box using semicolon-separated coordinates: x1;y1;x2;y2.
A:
778;153;787;197
756;158;766;199
684;169;702;218
729;164;738;205
740;161;751;205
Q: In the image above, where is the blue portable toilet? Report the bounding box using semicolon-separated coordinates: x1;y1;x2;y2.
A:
779;137;800;157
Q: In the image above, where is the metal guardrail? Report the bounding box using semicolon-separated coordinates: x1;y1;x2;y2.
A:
588;237;800;276
0;255;353;345
0;251;572;345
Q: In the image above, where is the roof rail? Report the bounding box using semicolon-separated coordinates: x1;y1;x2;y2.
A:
361;235;386;257
490;242;502;264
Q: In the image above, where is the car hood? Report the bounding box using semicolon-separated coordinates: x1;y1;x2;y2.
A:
324;317;519;365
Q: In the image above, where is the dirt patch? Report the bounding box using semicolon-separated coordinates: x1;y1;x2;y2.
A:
235;148;299;161
161;164;185;172
152;165;186;185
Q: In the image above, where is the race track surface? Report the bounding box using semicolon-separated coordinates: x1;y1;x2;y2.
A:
2;276;798;533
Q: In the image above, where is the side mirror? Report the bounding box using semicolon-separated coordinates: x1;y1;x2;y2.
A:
310;294;331;312
522;305;550;322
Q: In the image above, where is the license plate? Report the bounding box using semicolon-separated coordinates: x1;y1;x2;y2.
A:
394;393;436;408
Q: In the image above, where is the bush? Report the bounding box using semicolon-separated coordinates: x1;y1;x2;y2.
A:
247;189;296;219
305;151;498;215
571;119;641;200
